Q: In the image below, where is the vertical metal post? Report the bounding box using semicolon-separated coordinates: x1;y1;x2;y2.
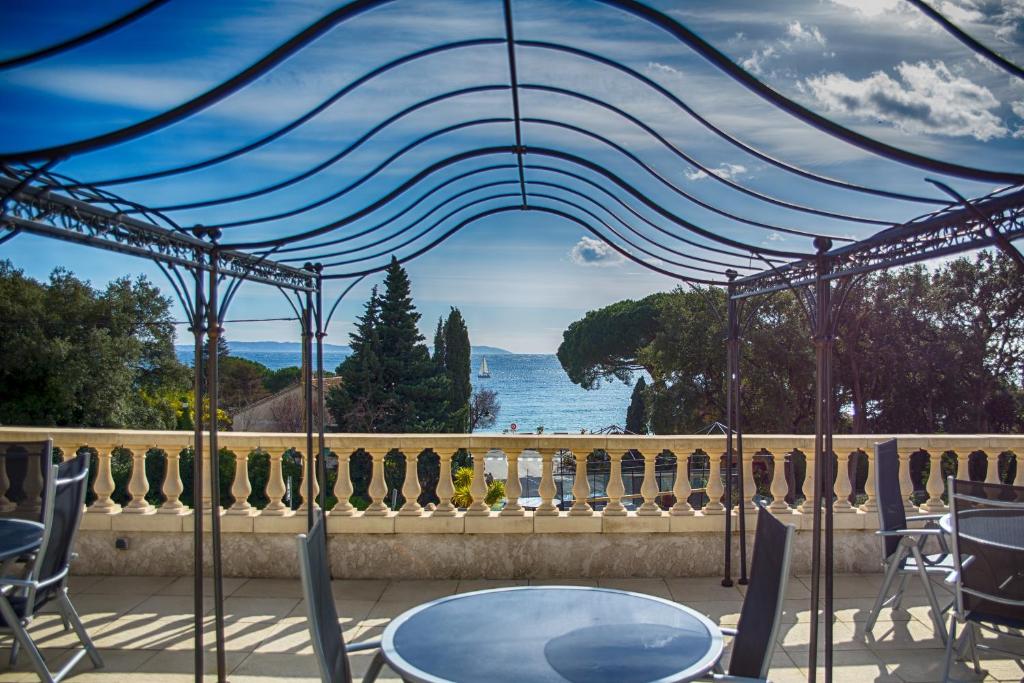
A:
205;248;227;683
303;273;315;531
808;237;834;683
732;277;749;586
314;267;328;512
722;272;738;587
190;265;205;683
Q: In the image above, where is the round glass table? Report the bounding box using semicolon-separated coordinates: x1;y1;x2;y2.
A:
381;585;724;683
0;518;44;563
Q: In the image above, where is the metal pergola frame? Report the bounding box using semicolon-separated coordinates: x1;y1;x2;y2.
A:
2;2;1022;682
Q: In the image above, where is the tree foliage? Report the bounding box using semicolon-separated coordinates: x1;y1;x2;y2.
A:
470;388;500;432
439;307;472;432
0;262;189;428
559;253;1024;434
625;376;648;434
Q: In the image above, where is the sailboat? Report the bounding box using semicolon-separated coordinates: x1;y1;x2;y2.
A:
477;356;491;378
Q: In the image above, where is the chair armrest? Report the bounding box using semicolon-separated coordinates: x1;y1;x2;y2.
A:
719;627;738;637
709;675;767;682
906;514;944;523
345;639;382;653
876;528;944;537
944;555;975;585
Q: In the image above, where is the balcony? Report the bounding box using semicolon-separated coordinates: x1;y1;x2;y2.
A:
1;428;1022;681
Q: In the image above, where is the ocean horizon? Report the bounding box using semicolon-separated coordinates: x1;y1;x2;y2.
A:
175;347;636;433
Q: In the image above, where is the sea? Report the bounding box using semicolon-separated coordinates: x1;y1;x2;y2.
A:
176;348;636;433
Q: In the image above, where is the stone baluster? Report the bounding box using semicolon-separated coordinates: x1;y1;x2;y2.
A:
1015;453;1022;486
799;454;817;514
860;449;877;513
833;451;854;513
0;451;14;513
159;448;188;514
332;449;355;516
227;449;253;514
19;448;46;515
364;450;389;515
198;446;213;510
742;450;758;510
604;451;626;516
569;451;592;516
953;450;968;481
535;449;558;516
983;451;1001;485
55;444;75;462
501;450;524;516
399;448;423;516
467;449;490;516
434;450;456;516
671;451;694;515
123;447;153;513
921;450;946;513
262;449;290;515
89;447;120;513
768;451;790;513
298;452;320;512
704;452;726;514
637;449;661;516
898;449;917;512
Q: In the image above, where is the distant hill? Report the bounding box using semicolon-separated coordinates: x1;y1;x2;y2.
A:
174;340;351;354
473;345;513;355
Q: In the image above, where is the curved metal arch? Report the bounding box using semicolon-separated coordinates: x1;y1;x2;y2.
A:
145;86;510;213
67;39;506;189
294;176;759;274
271;160;765;265
3;0;1017;186
0;0;172;71
517;40;949;206
314;186;738;276
594;0;1024;183
519;84;889;226
319;202;730;286
324;274;369;332
905;0;1024;80
221;145;815;260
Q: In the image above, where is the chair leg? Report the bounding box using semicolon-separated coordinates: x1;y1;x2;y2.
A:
9;638;20;666
57;590;103;668
361;650;386;683
910;544;946;643
0;596;55;683
867;555;901;633
891;573;909;610
966;622;982;674
941;613;957;683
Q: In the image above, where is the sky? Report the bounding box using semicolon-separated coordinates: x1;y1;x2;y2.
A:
1;0;1022;353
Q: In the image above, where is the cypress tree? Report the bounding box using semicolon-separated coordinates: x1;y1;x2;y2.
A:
376;257;449;432
432;317;446;372
327;286;388;431
625;376;649;434
442;307;472;432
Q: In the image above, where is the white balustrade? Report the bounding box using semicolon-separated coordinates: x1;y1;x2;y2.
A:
921;450;946;513
768;451;790;513
834;451;854;513
670;451;694;515
297;452;320;512
262;449;290;516
123;447;153;513
799;454;816;514
535;449;558;516
227;449;253;514
0;453;13;513
160;448;188;514
705;452;725;515
466;449;490;516
742;450;758;510
569;451;592;516
604;451;626;516
637;450;661;516
434;450;456;516
364;450;389;515
860;449;877;513
89;447;120;514
501;450;524;516
399;448;423;516
332;449;355;516
897;449;916;513
984;451;1001;485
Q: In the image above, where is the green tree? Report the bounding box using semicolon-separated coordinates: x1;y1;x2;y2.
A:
263;366;302;394
327;286;389;431
625;376;648;434
441;307;472;432
0;262;189;428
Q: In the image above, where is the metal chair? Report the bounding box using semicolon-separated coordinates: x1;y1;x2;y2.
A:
866;439;953;639
297;512;385;683
0;452;103;682
710;504;795;682
941;476;1024;682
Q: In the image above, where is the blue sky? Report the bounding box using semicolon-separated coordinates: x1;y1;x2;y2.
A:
1;0;1022;352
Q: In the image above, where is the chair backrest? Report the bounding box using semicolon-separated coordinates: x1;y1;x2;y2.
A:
947;476;1024;624
0;439;53;516
874;439;906;558
729;505;796;680
29;452;90;610
297;513;351;683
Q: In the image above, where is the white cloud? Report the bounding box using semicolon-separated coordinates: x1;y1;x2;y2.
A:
766;232;784;242
1013;100;1024;138
742;21;828;75
828;0;905;18
786;21;827;46
647;61;681;76
569;236;623;267
804;60;1008;141
685;163;748;181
